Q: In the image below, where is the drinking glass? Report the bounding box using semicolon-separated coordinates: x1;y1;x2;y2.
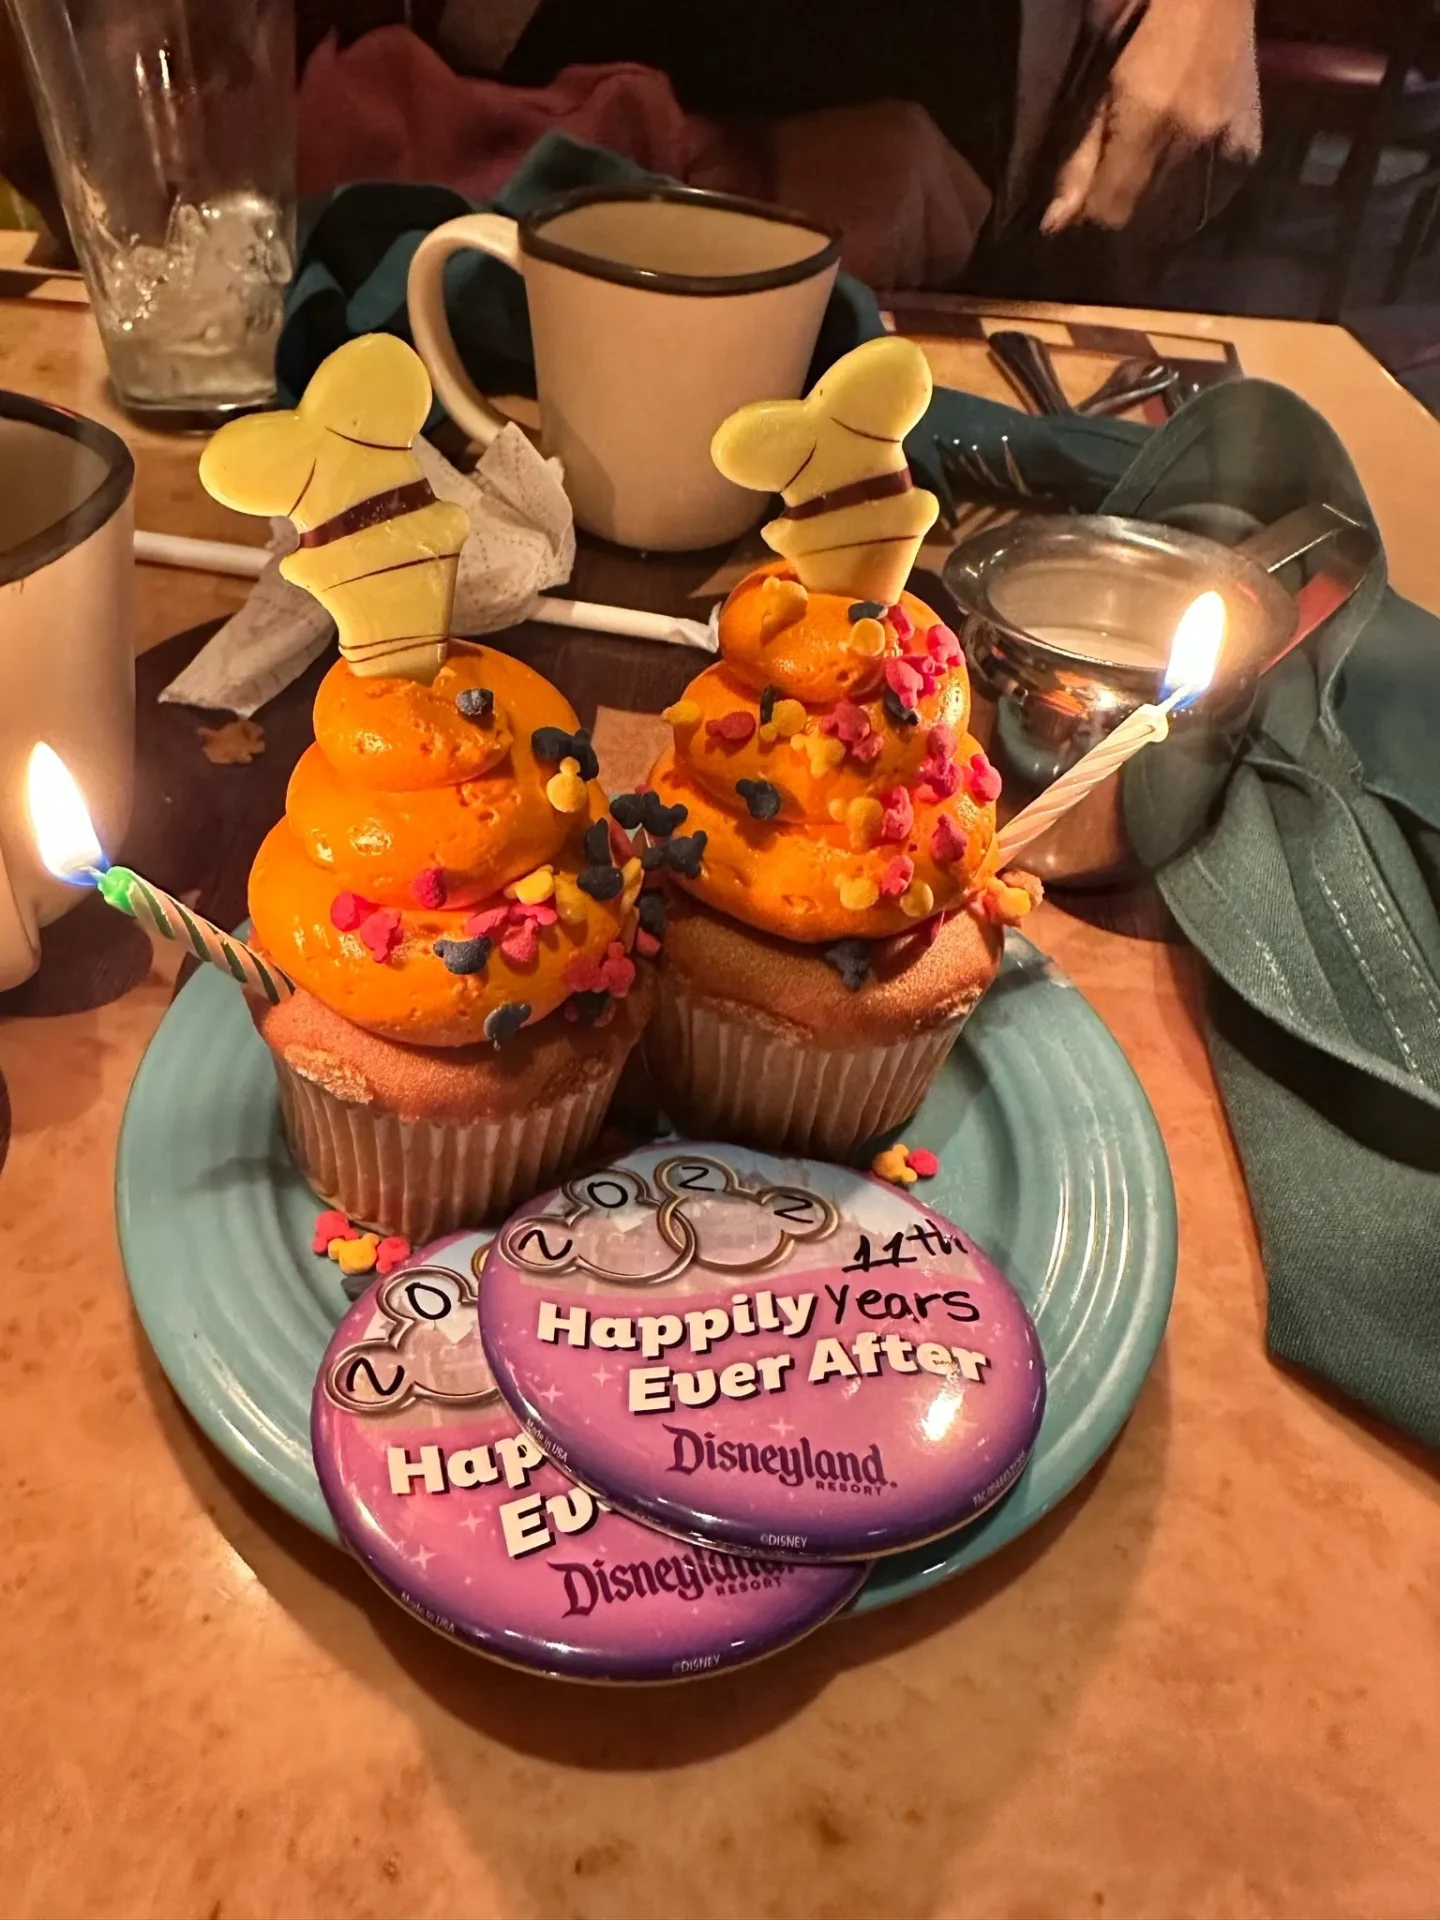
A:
6;0;295;417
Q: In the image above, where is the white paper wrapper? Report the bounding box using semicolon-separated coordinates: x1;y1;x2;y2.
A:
646;973;975;1157
272;1050;620;1243
161;424;575;717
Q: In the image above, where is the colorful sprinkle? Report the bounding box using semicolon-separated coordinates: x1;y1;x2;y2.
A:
922;759;961;801
375;1236;412;1275
965;751;1003;803
880;786;914;845
552;874;589;929
465;904;513;938
640;845;668;872
871;1144;918;1185
846;796;885;851
707;710;757;745
567;988;612;1026
636;891;666;937
312;1208;354;1254
983;877;1038;925
330;1232;382;1275
546;757;589;813
846;616;887;659
879;854;915;898
620;857;644;911
532;726;598;781
888;603;915;644
500;919;540;965
883;685;919;728
663;698;702;728
583;819;612;865
849;600;886;622
484;1001;532;1046
599;941;637;996
411;866;446;910
640;792;688;838
609;791;645;830
736;778;783;821
609;818;637;864
839;873;880;911
759;684;781;726
900;880;935;918
906;1147;940;1178
509;865;555;906
926;623;962;667
771;698;807;739
791;732;848;779
634;927;662;957
532;725;573;763
455;687;494;721
358;908;402;964
578;864;624;901
331;890;377;933
665;832;707;879
433;934;492;974
758;574;808;638
513;901;557;927
930;814;969;866
823;938;872;990
885;658;924;709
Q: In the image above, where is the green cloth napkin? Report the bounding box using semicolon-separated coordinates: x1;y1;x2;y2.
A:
1106;380;1440;1450
277;142;1440;1449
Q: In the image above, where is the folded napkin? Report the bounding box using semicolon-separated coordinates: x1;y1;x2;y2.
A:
1103;379;1440;1451
162;422;575;716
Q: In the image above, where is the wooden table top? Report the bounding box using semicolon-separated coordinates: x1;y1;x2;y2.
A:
0;298;1436;1920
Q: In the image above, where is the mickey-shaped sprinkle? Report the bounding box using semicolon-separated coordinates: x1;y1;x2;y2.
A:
609;792;645;831
484;1001;531;1045
849;600;886;622
455;687;494;721
882;684;920;728
641;792;687;838
577;865;624;901
758;684;782;727
583;819;613;865
823;938;872;990
433;934;492;975
568;988;611;1025
636;890;666;937
665;832;707;879
640;844;668;872
736;778;783;821
531;726;599;782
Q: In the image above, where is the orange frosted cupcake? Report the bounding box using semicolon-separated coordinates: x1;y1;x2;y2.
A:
200;334;656;1240
623;335;1038;1156
246;644;653;1239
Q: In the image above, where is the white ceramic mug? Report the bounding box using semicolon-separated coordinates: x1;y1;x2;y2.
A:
407;183;840;552
0;393;135;989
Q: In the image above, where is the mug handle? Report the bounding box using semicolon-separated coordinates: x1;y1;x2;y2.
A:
407;213;523;449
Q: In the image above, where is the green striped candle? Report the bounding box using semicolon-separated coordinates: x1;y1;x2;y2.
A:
92;866;295;1006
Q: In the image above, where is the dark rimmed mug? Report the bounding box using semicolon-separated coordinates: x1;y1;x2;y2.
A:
407;184;840;551
0;392;134;986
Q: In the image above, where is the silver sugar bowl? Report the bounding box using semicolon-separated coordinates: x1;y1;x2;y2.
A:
943;503;1373;887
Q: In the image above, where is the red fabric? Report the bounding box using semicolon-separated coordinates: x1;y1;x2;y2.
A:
297;27;989;288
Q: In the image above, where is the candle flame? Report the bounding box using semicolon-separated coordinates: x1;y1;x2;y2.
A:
26;743;105;881
1161;591;1226;705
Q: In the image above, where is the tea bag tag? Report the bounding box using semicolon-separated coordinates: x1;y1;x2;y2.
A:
200;335;470;681
711;335;939;607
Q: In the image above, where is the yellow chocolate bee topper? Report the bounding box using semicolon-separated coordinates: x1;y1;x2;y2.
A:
200;334;470;682
711;334;939;607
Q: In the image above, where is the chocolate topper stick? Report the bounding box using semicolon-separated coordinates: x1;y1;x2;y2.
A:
711;335;940;607
199;335;470;683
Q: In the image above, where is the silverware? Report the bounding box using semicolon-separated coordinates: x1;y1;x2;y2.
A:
1076;357;1178;417
988;330;1074;415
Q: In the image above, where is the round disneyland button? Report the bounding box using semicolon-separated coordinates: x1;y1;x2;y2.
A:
312;1231;868;1682
479;1146;1047;1562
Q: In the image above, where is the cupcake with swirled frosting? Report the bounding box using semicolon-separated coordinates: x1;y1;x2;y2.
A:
201;335;654;1239
626;336;1037;1156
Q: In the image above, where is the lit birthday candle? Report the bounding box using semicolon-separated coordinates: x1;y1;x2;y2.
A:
992;591;1227;866
25;743;295;1005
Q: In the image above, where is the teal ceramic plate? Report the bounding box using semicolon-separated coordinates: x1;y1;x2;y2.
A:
116;934;1176;1612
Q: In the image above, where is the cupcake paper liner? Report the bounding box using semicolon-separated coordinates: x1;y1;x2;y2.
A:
272;1055;621;1242
647;973;974;1157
